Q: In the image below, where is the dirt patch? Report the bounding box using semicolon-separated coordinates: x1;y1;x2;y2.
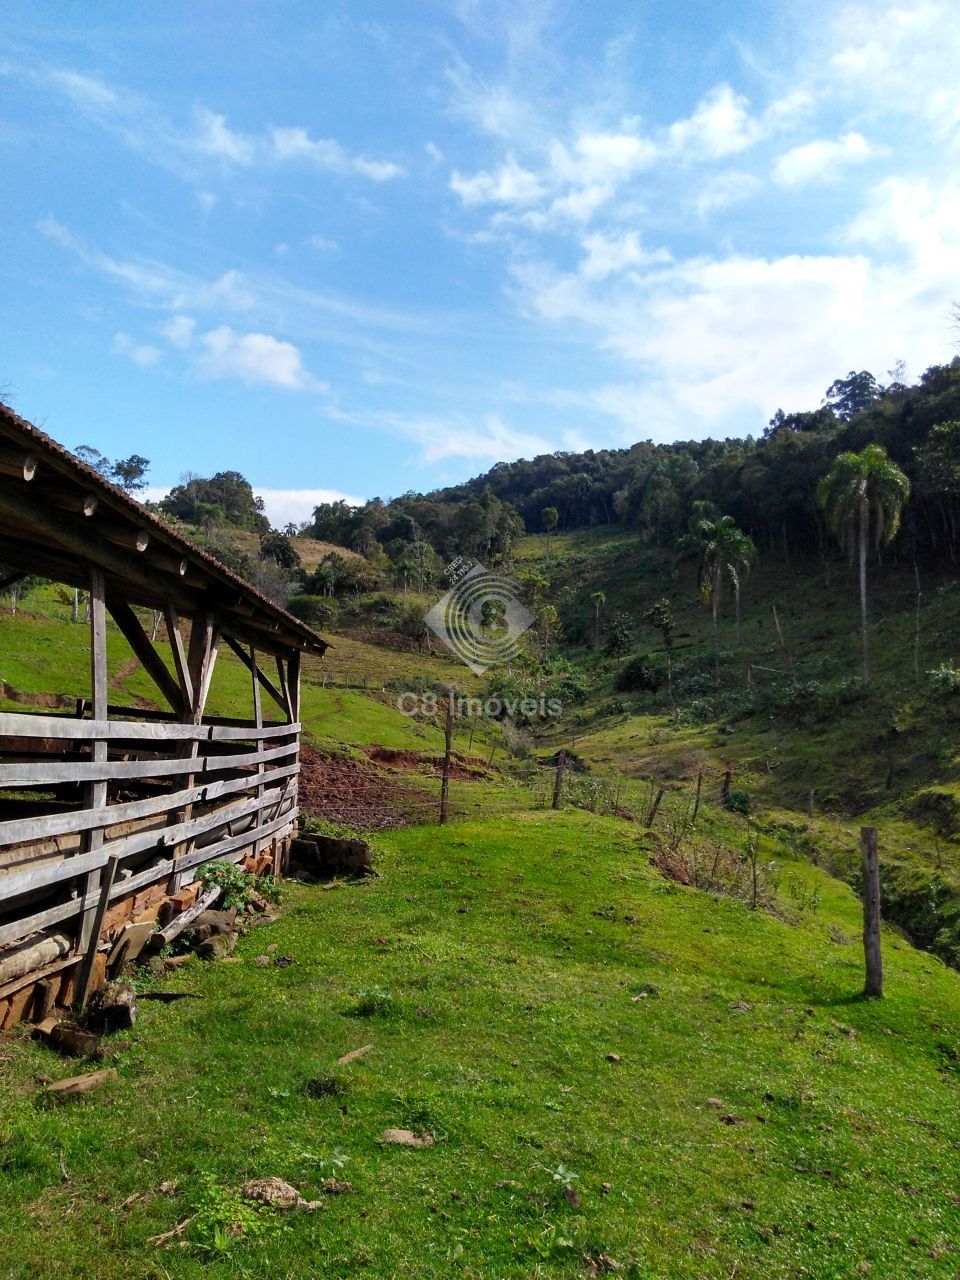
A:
298;744;435;830
362;745;488;780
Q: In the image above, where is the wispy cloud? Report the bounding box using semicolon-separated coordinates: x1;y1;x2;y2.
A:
773;131;884;187
4;60;404;184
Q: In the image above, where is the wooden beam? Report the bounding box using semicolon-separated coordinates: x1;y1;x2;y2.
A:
76;566;108;959
0;445;38;481
75;855;119;1009
287;649;301;723
164;603;194;710
107;596;185;715
222;633;288;713
186;612;219;723
275;655;292;721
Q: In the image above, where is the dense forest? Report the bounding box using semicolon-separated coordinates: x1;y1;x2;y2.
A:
306;359;960;572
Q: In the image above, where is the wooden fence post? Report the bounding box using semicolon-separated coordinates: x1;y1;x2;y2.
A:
552;751;566;810
76;567;108;964
439;688;454;824
860;826;883;998
691;770;703;826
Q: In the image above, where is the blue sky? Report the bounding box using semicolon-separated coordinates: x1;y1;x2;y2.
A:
2;1;958;526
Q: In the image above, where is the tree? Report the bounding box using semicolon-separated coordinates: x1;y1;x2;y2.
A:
817;444;910;682
824;370;881;421
259;530;301;573
642;597;675;701
540;506;558;535
591;590;606;649
682;507;756;669
112;454;150;493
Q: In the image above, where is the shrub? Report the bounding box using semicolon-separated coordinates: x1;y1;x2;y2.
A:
927;662;960;694
615;655;664;693
288;594;340;627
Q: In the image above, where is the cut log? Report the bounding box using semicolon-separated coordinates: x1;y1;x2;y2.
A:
87;981;137;1032
46;1022;104;1059
149;886;221;950
45;1067;117;1098
0;932;72;988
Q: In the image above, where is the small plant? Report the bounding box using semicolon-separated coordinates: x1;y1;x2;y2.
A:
198;861;268;911
348;985;394;1018
188;1174;278;1254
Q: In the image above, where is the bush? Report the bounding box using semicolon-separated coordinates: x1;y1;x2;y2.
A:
615;655;664;693
927;662;960;694
288;594;340;627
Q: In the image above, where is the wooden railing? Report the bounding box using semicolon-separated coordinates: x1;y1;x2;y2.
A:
0;710;300;951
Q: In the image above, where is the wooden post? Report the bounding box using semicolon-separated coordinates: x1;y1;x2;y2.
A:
552;750;566;811
439;688;454;824
860;826;883;998
645;786;665;829
251;645;265;861
691;770;703;826
720;768;732;810
76;567;108;959
76;854;119;1009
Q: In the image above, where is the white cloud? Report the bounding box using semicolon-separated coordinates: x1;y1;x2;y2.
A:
196;325;324;390
160;315;196;348
450;155;546;205
270;126;404;180
143;486;365;528
327;404;554;464
549;131;657;185
112;332;162;366
425;141;444;163
579;231;670;281
513;166;960;433
179;269;255;312
192;108;255;164
252;487;366;527
305;234;339;252
773;131;882;187
667;83;762;159
196;190;218;214
695;171;763;217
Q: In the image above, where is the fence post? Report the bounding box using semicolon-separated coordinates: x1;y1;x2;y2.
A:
552;750;566;810
691;770;703;826
860;826;883;998
439;688;454;824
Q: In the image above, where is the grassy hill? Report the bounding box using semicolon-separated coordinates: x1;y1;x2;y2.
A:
2;810;959;1278
507;528;960;966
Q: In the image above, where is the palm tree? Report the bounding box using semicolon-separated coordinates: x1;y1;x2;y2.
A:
591;590;606;648
817;444;910;682
682;508;756;670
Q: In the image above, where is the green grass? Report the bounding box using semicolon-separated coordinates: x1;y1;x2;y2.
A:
1;809;959;1278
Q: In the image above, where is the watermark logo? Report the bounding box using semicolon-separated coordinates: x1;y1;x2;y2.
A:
423;558;534;674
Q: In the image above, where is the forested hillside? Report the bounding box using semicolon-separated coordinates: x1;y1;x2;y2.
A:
307;359;960;570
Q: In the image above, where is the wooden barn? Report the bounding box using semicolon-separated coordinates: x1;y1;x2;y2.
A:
0;404;326;1026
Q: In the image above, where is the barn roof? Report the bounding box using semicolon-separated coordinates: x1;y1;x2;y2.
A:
0;404;328;658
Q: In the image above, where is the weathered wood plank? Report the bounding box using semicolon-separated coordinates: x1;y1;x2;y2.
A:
0;761;299;850
0;710;299;741
0;798;297;950
0;740;297;785
0;779;297;904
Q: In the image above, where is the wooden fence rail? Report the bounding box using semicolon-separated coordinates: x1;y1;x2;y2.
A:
0;709;300;954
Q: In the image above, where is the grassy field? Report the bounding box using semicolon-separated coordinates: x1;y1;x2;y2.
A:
1;809;959;1279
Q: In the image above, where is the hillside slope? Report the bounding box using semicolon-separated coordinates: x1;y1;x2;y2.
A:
1;810;958;1278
